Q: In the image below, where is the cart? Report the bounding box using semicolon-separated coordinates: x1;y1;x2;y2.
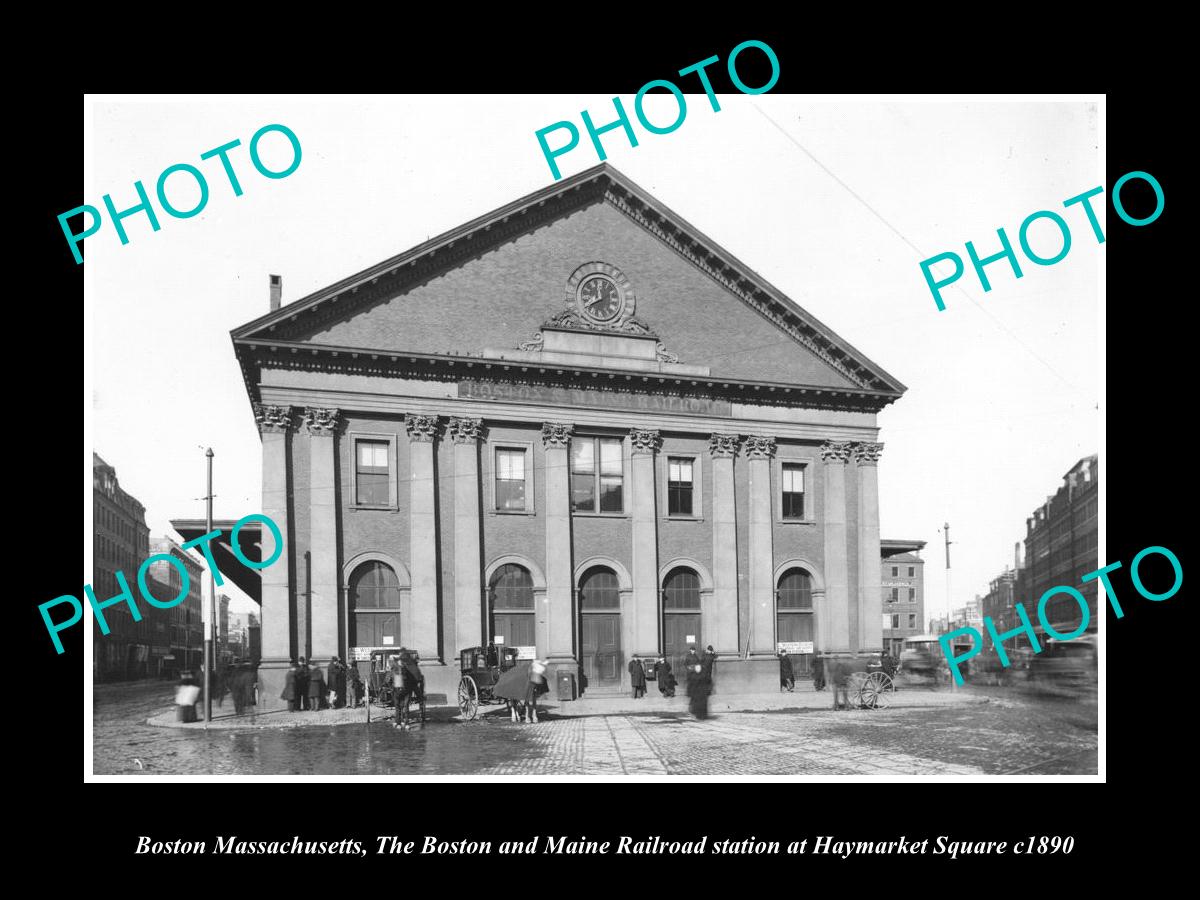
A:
457;645;519;720
366;649;404;707
828;655;896;710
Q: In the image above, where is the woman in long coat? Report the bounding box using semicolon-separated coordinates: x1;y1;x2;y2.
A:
307;661;326;710
327;657;345;709
657;657;676;697
686;655;712;720
628;657;647;699
280;661;298;712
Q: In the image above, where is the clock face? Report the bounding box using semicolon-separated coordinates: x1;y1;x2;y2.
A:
579;276;622;322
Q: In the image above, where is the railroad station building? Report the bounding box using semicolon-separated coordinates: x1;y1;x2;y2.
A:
227;164;906;707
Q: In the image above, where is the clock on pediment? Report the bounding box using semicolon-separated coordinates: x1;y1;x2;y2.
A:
566;262;636;329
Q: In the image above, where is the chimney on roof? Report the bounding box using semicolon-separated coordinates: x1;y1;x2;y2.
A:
269;274;282;311
1014;541;1023;571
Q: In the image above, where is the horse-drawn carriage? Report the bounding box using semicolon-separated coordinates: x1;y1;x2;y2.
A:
457;645;520;720
365;648;426;725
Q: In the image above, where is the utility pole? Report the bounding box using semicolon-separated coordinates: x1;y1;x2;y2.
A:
203;448;215;726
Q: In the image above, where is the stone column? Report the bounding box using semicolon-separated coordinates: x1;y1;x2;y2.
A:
708;433;741;656
854;441;885;653
407;414;441;661
820;441;854;654
303;407;341;663
745;435;777;657
255;403;293;709
449;417;484;657
541;423;576;666
630;428;661;657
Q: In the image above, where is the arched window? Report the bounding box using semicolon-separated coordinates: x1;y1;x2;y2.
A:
349;561;400;648
489;564;535;648
663;567;701;609
776;568;815;675
579;566;622;687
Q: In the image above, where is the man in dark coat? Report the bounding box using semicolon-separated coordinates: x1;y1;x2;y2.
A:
703;645;718;696
779;652;795;692
307;660;326;710
812;655;826;691
327;656;345;709
657;657;676;697
687;652;712;720
628;656;647;699
281;660;299;712
295;656;310;710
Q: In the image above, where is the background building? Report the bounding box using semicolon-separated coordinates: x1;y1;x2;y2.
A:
226;164;907;708
92;453;151;681
1016;455;1098;639
881;539;926;656
146;537;205;678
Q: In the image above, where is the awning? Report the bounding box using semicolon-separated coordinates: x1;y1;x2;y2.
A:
170;519;263;604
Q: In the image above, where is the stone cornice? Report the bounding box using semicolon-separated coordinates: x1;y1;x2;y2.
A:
254;403;294;434
629;428;662;455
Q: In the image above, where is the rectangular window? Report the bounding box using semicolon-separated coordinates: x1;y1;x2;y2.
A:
908;566;915;577
908;614;916;628
667;457;694;516
495;448;527;511
781;463;805;519
572;437;623;513
891;566;898;577
892;614;900;629
909;587;917;602
355;440;390;506
891;588;899;602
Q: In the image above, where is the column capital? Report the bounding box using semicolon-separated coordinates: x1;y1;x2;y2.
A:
852;441;884;466
708;433;741;458
406;414;440;442
819;440;854;464
541;422;573;449
254;403;294;434
629;428;662;456
448;416;485;444
302;407;341;436
744;436;777;460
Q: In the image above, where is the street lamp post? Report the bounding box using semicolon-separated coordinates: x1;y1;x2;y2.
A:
204;448;215;725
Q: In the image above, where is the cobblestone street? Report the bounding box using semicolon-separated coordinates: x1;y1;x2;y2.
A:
94;682;1097;776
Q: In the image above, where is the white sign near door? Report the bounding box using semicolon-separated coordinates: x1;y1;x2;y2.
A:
685;634;696;644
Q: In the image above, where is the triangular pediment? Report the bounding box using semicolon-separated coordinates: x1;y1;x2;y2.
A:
233;164;903;404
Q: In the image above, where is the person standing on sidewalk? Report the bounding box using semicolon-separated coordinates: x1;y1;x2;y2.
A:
295;657;310;711
686;653;711;720
307;659;326;711
657;656;676;698
628;656;647;699
704;645;718;696
779;651;795;692
281;660;299;711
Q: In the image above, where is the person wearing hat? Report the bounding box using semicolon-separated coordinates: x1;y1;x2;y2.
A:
778;650;795;692
628;655;647;699
295;656;310;711
281;660;299;712
686;651;712;720
657;656;676;698
307;658;326;711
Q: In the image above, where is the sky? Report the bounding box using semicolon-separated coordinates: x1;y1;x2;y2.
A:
85;95;1101;621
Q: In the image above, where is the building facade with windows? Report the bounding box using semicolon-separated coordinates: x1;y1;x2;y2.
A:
92;454;151;681
880;540;926;657
147;537;205;677
230;165;906;707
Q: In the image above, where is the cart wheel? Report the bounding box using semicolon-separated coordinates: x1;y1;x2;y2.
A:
847;671;870;709
458;676;479;720
863;672;894;709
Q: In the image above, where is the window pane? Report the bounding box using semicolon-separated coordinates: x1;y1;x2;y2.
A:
599;476;623;512
782;492;804;519
491;564;534;610
599;439;623;475
496;479;525;511
663;568;701;609
572;441;594;473
496;448;524;481
571;472;596;512
370;445;389;467
357;472;389;505
777;569;813;609
668;484;693;516
580;567;620;609
782;463;804;493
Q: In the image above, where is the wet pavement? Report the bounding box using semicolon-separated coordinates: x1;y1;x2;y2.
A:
93;681;1097;776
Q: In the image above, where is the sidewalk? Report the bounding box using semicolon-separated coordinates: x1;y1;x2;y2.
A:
145;687;984;730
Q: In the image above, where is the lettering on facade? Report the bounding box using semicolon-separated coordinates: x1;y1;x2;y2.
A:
459;379;732;417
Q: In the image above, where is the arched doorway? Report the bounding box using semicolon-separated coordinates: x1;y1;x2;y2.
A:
348;560;401;649
488;563;536;649
776;568;815;676
579;566;622;689
662;567;702;675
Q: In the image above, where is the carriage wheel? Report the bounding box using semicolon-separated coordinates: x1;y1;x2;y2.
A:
458;676;479;720
847;671;870;709
862;672;894;709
